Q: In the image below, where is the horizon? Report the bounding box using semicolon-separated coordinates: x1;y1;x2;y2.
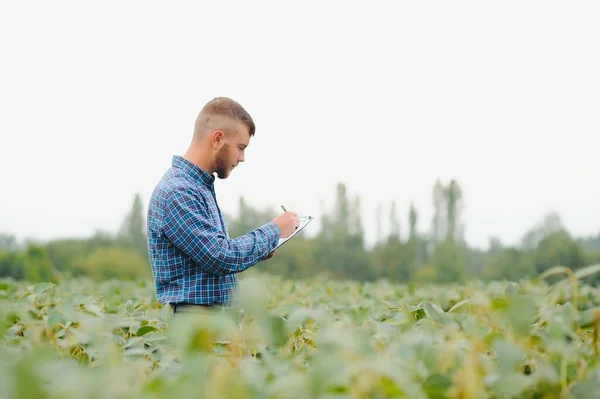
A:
2;181;598;253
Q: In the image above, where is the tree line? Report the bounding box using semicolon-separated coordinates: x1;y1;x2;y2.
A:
1;180;599;284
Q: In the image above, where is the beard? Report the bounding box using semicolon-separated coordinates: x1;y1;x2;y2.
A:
214;143;232;179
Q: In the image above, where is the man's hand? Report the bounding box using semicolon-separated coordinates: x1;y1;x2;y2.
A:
265;250;276;260
272;211;299;238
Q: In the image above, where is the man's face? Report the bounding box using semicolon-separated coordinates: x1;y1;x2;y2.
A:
214;124;250;179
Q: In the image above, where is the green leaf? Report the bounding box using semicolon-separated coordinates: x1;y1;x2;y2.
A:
47;310;67;328
32;282;55;295
490;373;534;399
422;373;452;399
448;299;470;313
492;339;523;373
265;314;288;347
505;282;521;296
537;266;574;282
12;352;48;399
569;373;600;398
483;331;505;347
491;297;508;310
573;264;600;280
506;295;536;336
379;376;404;397
135;325;158;336
423;302;451;325
0;307;6;337
578;307;600;329
410;306;426;322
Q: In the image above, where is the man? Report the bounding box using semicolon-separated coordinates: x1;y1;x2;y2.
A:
146;97;299;314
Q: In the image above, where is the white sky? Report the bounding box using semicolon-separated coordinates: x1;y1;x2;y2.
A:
1;0;599;249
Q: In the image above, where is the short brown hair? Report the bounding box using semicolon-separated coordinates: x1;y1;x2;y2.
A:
199;97;255;137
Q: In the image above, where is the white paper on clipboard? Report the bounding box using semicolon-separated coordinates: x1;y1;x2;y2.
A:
273;215;314;250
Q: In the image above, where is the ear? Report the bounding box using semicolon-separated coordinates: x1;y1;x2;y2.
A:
210;130;225;149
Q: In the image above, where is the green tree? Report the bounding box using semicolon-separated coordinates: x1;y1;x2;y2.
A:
0;250;25;279
432;239;467;283
314;183;374;280
375;202;383;244
431;179;446;244
0;234;19;251
405;202;421;277
445;180;464;243
118;193;147;259
72;246;151;281
226;197;277;238
521;212;563;250
428;180;467;282
24;245;55;283
409;203;418;241
578;232;600;253
483;246;535;281
389;201;400;240
533;229;588;274
260;238;319;279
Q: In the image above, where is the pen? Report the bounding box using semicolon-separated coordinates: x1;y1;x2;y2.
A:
281;205;287;212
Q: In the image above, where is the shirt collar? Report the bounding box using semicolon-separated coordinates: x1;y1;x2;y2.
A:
172;155;215;187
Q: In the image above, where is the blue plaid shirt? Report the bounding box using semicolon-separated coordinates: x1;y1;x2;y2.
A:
146;155;281;306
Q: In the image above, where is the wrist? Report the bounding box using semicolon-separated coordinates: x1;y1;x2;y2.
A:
269;220;282;236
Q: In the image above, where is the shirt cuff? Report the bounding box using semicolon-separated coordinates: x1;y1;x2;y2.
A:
261;221;281;250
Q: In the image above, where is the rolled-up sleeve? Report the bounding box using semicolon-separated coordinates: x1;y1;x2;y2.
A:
162;187;280;275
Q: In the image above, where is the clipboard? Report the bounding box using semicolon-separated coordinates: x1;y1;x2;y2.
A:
273;215;314;250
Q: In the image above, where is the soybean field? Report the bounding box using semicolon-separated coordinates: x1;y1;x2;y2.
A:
2;266;600;398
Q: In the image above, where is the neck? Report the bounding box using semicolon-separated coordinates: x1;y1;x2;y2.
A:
184;143;214;174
